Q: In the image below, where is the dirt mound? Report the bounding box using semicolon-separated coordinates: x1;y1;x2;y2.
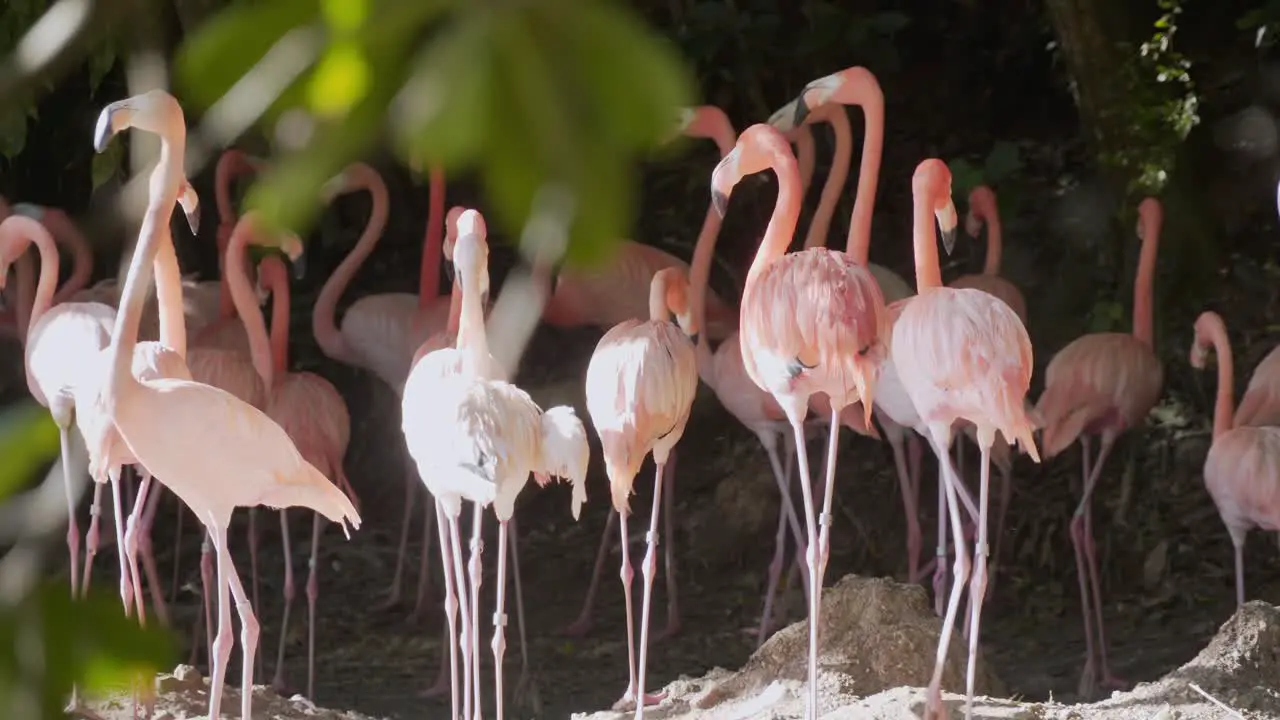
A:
84;664;384;720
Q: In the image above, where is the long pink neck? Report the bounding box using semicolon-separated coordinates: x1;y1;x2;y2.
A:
981;212;1002;276
38;209;93;303
802;104;850;251
444;274;463;335
1132;211;1161;349
5;217;60;399
648;271;673;323
794;126;816;201
215;151;260;318
418;166;446;309
224;214;276;389
911;189;944;292
455;264;490;372
1205;318;1235;440
845;89;884;260
746;139;803;283
312;165;390;366
8;252;34;342
263;257;291;375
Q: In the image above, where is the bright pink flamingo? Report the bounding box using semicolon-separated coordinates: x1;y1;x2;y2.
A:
711;123;888;718
92;87;361;720
562;105;735;642
891;159;1039;720
226;225;355;700
584;266;698;717
1035;198;1164;698
1191;311;1280;606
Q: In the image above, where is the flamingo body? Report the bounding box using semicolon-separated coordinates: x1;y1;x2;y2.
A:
1235;346;1280;428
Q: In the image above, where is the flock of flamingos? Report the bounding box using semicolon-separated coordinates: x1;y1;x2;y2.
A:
0;61;1277;720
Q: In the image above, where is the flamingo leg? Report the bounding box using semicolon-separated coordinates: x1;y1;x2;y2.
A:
887;424;924;584
428;501;460;720
924;433;973;720
169;497;184;604
305;513;322;701
491;518;510;720
508;516;540;716
786;413;822;720
108;468;140;720
447;510;474;720
988;462;1013;597
58;427;81;600
1070;434;1122;697
412;497;436;621
657;451;680;642
933;456;948;617
223;527;261;720
963;440;995;719
1232;535;1246;607
756;475;790;646
467;503;485;720
563;509;616;637
125;473;152;627
247;508;261;640
753;429;806;644
272;510;296;693
206;525;233;720
382;452;418;608
136;473;170;626
634;460;669;720
81;481;104;597
612;507;664;711
200;532;216;669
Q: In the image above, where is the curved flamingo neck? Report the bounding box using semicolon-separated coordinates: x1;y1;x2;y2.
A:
980;213;1003;277
747;136;803;283
648;271;673;322
844;88;884;260
260;257;291;374
7;217;61;343
224;214;275;389
312;166;390;365
39;209;94;302
456;266;490;372
1203;317;1235;440
794;125;816;200
215;152;261;319
9;252;34;342
418;166;446;309
803;103;850;251
1132;206;1161;349
911;186;945;292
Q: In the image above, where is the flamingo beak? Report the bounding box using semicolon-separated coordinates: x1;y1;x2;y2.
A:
445;261;456;283
93;101;131;153
710;146;740;217
940;227;957;255
767;99;800;132
292;252;307;279
182;199;201;236
711;189;729;217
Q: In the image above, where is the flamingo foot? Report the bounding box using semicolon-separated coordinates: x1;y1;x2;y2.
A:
611;690;666;712
654;617;681;644
1100;672;1129;691
418;663;450;699
560;615;594;638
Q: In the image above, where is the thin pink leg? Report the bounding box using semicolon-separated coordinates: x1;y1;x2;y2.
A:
1071;435;1123;697
491;518;511;720
923;432;973;720
106;469;130;612
507;517;539;714
136;475;170;626
381;456;418;609
206;526;233;720
447;511;474;720
217;525;261;720
169;497;184;603
81;481;104;597
1082;484;1125;690
200;533;216;668
562;509;615;637
58;428;82;600
1232;538;1246;607
933;458;948;617
962;440;995;719
786;413;822;720
656;451;680;642
633;460;669;720
751;430;805;644
427;501;460;720
988;462;1013;597
755;489;790;646
612;508;665;712
887;424;924;584
248;507;261;628
305;513;322;700
272;510;296;693
412;498;436;622
124;473;152;625
467;503;485;720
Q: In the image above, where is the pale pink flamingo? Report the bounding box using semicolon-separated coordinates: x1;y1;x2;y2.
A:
400;210;540;720
1191;310;1280;607
1034;198;1164;698
562;105;735;642
583;266;698;716
1232;344;1280;428
710;123;888;718
890;159;1039;720
0;202;94;341
93;87;360;720
226;228;354;700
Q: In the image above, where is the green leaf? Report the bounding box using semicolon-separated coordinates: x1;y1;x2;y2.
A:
307;41;371;118
983;141;1023;183
0;108;28;160
91;139;125;191
88;43;117;94
0;402;59;501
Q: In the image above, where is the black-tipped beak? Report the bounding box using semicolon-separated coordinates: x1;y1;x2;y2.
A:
184;204;201;236
712;190;729;217
445;262;456;283
292;253;307;279
93;103;123;153
940;227;957;255
792;92;812;127
689;332;700;346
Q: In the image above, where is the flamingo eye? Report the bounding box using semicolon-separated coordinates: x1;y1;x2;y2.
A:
857;344;871;356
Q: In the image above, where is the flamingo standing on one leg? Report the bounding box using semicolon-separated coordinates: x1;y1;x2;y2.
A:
1034;198;1164;699
891;160;1040;720
92;87;361;720
1190;311;1280;606
584;266;698;717
710;123;888;719
563;104;735;643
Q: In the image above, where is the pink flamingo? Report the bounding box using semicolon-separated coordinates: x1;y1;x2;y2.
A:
92;87;361;720
562;105;735;642
0;202;94;341
1232;343;1280;428
584;266;698;716
891;159;1039;720
226;224;354;700
401;210;557;720
1035;198;1164;698
711;123;888;718
1191;311;1280;606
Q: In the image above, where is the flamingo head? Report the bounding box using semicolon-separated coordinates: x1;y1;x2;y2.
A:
779;66;881;131
177;178;201;236
912;159;958;254
711;124;794;218
94;89;183;153
1190;311;1226;370
0;213;48;288
965;185;997;239
451;210;491;306
652;267;698;341
673;105;736;155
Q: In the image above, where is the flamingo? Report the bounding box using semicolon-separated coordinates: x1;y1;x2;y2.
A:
0;202;94;340
1191;311;1280;607
562;104;736;642
1232;343;1280;428
583;266;697;716
1034;197;1164;699
890;159;1039;720
710;123;888;718
400;209;549;720
92;87;360;720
